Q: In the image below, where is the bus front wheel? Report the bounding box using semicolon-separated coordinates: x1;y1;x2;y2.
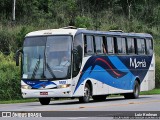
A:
124;80;140;99
39;98;51;105
79;83;91;103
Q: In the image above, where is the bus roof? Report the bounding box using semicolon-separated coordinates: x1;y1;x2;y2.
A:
26;27;153;39
26;28;78;37
76;29;153;38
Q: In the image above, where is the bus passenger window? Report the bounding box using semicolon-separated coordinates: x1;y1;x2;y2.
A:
107;37;114;54
117;37;126;54
137;39;146;55
146;39;153;55
73;34;83;77
102;43;107;54
95;36;103;54
74;34;83;64
127;38;135;54
84;36;94;55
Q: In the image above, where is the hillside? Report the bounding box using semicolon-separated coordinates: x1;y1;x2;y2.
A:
0;0;160;52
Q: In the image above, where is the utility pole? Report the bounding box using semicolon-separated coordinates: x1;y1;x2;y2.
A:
12;0;16;21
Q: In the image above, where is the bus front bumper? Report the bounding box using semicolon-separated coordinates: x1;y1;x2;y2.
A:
21;88;72;98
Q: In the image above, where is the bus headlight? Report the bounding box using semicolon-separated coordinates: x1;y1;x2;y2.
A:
58;84;70;88
21;85;32;89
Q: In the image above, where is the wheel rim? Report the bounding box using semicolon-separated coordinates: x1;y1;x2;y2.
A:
134;83;139;97
84;86;90;100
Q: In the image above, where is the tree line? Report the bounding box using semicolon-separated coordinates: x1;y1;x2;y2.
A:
0;0;160;28
0;0;160;53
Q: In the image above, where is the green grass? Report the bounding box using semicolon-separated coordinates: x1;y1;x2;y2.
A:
0;98;70;104
140;88;160;95
107;88;160;98
108;89;160;97
0;99;38;104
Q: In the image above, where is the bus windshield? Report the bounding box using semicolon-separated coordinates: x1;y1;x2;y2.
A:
22;35;72;80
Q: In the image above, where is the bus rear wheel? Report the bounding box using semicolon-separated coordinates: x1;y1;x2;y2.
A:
79;83;91;103
39;98;51;105
124;80;140;99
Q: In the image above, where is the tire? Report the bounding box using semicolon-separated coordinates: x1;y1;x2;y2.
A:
79;83;91;103
92;95;106;101
39;98;51;105
124;80;140;99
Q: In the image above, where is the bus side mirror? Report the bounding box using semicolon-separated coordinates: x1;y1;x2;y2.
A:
15;49;22;66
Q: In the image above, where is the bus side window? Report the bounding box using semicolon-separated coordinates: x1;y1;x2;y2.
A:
136;38;146;55
146;39;153;55
127;38;135;54
102;37;107;54
73;34;83;77
116;37;126;54
74;34;83;64
84;35;94;55
95;36;104;54
106;37;114;54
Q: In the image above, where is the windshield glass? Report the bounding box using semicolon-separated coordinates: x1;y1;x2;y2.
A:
22;35;72;80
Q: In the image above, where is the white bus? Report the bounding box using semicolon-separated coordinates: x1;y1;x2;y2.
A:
16;26;155;105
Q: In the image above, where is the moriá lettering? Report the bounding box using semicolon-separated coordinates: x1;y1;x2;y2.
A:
130;58;146;69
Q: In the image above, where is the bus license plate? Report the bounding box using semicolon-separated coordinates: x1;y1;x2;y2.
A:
40;92;48;95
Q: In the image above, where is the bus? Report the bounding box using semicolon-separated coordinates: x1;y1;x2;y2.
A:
16;26;155;105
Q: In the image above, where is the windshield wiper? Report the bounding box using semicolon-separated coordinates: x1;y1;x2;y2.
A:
31;55;41;79
41;50;46;79
46;63;56;78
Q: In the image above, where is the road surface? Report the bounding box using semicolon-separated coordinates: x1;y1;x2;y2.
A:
0;95;160;119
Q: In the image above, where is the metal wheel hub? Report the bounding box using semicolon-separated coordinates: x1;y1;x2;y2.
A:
134;84;139;96
84;87;90;98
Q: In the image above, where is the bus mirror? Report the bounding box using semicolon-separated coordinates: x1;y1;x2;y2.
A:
15;49;22;66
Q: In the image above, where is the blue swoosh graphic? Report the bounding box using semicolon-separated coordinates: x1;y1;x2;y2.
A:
23;80;57;89
74;56;136;94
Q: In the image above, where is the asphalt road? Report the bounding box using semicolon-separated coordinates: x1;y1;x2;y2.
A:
0;95;160;119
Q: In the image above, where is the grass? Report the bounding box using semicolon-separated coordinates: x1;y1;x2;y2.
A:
0;98;70;104
108;89;160;98
140;88;160;95
0;99;38;104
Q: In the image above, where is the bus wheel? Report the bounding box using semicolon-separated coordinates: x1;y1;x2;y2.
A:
79;83;91;103
124;80;140;99
39;98;51;105
92;95;106;101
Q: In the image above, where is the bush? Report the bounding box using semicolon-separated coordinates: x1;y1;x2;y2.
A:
75;16;92;28
0;53;21;100
155;56;160;88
